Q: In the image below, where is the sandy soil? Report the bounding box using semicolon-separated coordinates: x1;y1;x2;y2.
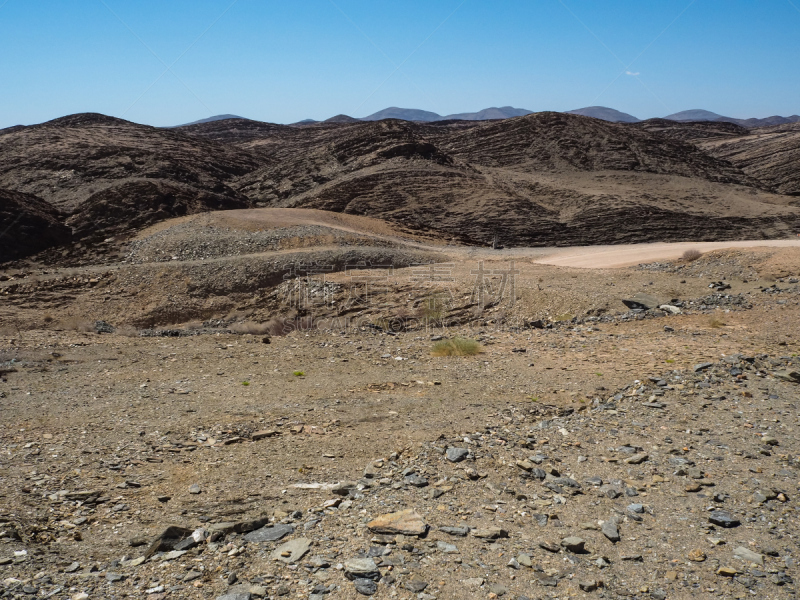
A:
531;240;800;269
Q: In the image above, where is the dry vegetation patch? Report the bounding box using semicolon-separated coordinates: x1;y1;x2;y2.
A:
431;337;481;357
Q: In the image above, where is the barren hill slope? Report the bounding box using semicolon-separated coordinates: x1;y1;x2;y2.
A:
0;113;257;241
3;111;800;258
699;122;800;196
0;188;71;261
218;114;799;246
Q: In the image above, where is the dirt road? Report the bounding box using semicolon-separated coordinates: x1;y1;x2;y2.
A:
531;239;800;268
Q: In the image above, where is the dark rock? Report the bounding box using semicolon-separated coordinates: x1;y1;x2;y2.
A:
404;578;428;593
145;526;194;559
244;524;295;543
404;474;428;487
439;526;469;536
601;521;620;543
561;537;586;553
446;448;469;462
353;579;378;596
709;511;740;528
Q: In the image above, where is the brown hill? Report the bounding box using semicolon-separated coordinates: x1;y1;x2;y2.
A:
2;111;800;258
0;188;71;262
632;118;750;142
699;122;800;196
0;113;257;242
222;114;798;246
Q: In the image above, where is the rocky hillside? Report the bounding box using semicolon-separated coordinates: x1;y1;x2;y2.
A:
0;188;71;262
699;122;800;196
0;114;256;243
2;110;800;260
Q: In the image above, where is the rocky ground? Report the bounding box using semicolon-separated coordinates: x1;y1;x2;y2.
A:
2;240;800;600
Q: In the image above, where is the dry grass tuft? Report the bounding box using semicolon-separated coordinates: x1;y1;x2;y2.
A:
709;316;726;329
431;337;481;357
60;316;95;333
682;248;703;262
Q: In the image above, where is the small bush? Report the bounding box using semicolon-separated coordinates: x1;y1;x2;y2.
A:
431;337;481;357
293;370;305;376
709;316;726;328
682;248;703;262
417;295;447;322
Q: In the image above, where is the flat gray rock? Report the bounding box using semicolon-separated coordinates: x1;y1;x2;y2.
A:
734;546;764;565
601;521;620;543
561;536;586;553
344;557;379;580
353;579;377;595
271;538;311;563
709;511;740;528
243;524;295;543
446;448;469;462
439;526;469;536
217;593;250;600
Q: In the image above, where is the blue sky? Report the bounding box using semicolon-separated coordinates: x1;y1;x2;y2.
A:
1;0;799;127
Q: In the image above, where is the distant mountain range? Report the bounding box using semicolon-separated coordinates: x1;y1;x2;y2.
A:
566;106;640;123
174;114;244;127
360;106;533;122
662;109;800;128
176;107;800;128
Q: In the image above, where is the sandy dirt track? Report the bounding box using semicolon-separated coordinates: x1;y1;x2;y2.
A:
531;239;800;268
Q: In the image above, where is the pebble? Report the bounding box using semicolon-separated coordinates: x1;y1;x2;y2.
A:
367;509;427;536
709;511;740;528
733;546;764;565
601;521;620;543
404;577;428;592
188;484;201;494
353;578;377;595
446;447;469;462
404;473;428;487
561;536;586;553
217;593;251;600
243;524;295;543
472;526;508;539
270;538;311;563
345;557;380;580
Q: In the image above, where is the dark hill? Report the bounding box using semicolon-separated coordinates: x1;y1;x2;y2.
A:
2;110;800;253
699;122;800;196
0;188;71;262
0;113;257;241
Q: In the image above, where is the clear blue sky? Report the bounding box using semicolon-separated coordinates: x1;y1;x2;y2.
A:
1;0;799;127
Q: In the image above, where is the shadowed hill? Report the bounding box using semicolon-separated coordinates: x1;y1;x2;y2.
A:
0;188;72;261
699;122;800;196
0;113;257;241
2;111;800;256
